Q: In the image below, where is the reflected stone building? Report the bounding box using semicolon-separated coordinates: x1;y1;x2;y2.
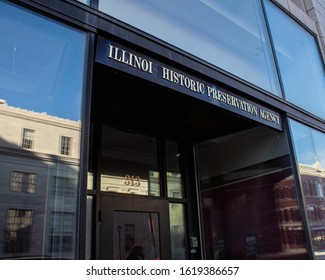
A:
0;100;80;258
299;163;325;258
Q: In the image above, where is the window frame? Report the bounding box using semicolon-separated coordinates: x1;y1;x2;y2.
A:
262;0;325;120
60;135;73;156
10;171;37;193
21;128;36;150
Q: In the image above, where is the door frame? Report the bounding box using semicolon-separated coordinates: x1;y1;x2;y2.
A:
88;118;200;260
100;193;171;259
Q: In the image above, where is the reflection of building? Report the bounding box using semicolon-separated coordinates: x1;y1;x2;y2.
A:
299;163;325;256
0;100;80;258
2;0;325;260
274;174;306;255
201;165;308;260
273;163;325;258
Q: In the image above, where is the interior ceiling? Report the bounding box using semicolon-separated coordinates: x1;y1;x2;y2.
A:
92;64;257;142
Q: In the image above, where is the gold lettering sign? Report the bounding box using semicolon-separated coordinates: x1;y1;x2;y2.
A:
124;174;141;187
97;38;283;131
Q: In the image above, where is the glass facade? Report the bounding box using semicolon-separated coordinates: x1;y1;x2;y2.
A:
100;126;160;196
98;0;282;96
75;0;90;5
264;0;325;120
197;126;308;259
1;0;325;261
289;119;325;259
0;0;87;259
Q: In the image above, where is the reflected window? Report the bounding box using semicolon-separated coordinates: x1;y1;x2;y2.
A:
114;211;160;260
60;136;72;156
100;127;160;196
21;128;35;149
10;171;37;193
49;212;75;253
264;0;325;119
197;126;308;259
4;209;34;254
98;0;281;96
124;224;135;253
316;182;324;198
52;176;77;197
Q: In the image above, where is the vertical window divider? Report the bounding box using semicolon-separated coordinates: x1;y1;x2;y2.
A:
159;136;167;198
260;0;286;99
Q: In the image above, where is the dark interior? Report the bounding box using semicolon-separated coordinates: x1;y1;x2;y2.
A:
91;64;257;141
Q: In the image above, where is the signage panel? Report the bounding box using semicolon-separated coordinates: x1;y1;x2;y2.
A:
96;36;282;131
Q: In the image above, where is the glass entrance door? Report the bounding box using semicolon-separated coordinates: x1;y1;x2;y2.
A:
100;195;171;259
97;125;172;259
87;123;190;259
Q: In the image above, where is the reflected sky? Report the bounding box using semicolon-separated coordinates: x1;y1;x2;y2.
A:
264;0;325;120
0;1;86;121
290;119;325;168
99;0;282;96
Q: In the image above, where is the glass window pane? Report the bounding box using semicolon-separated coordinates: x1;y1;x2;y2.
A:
0;1;86;259
100;127;160;196
264;0;325;119
86;196;93;259
169;203;187;259
197;126;308;259
289;119;325;259
98;0;281;96
75;0;90;5
114;211;160;260
166;141;183;198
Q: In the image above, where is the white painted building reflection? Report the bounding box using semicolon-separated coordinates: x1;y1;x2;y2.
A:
0;100;81;259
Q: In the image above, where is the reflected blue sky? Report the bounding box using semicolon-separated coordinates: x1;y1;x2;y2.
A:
99;0;282;96
265;0;325;120
0;1;86;121
290;119;325;168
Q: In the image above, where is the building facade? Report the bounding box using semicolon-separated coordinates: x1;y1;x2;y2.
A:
1;0;325;260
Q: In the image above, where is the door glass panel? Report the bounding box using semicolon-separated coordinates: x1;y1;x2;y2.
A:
166;141;183;198
113;211;160;260
169;203;187;259
100;127;160;196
